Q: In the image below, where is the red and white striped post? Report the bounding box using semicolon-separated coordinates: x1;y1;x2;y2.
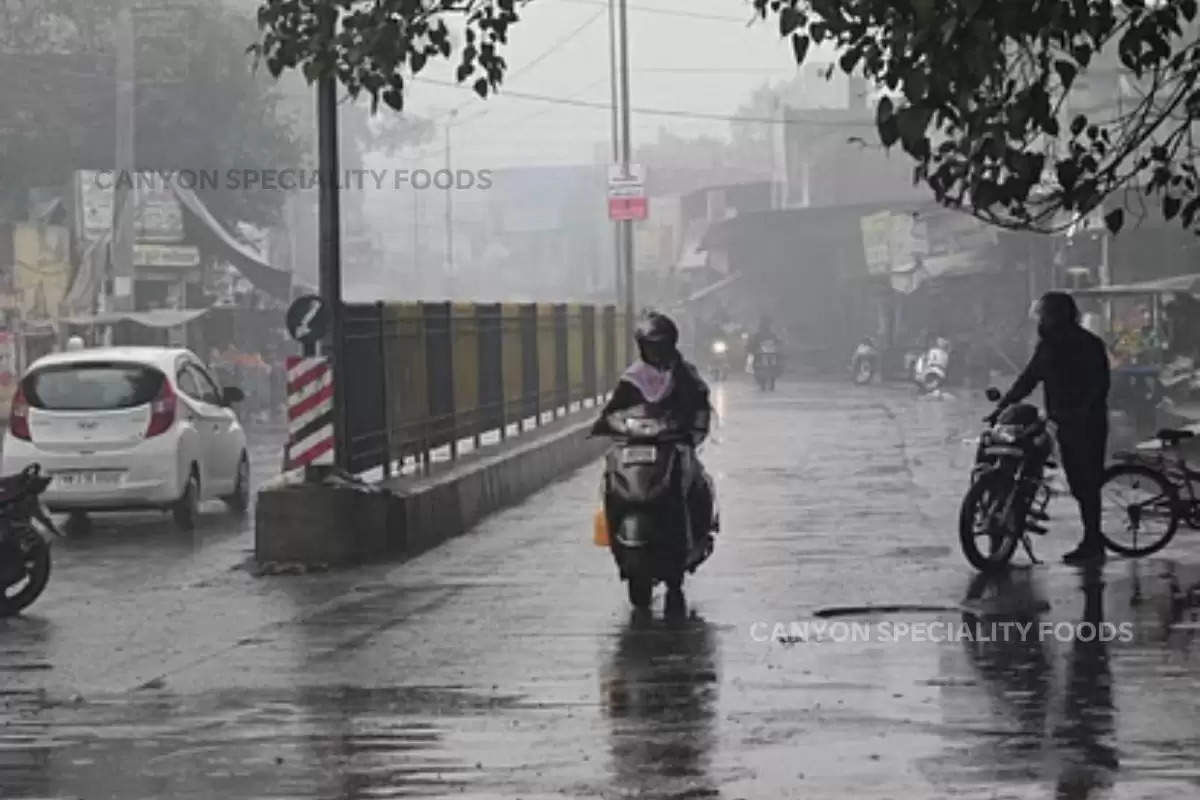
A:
285;356;334;471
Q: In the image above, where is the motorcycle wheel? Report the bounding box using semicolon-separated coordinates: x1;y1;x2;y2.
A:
959;471;1020;572
854;361;873;384
0;538;51;618
624;550;653;609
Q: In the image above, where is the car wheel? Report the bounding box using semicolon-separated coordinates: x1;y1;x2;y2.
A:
173;468;200;531
223;453;250;516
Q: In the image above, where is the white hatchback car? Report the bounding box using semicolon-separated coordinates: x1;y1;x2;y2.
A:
1;347;249;531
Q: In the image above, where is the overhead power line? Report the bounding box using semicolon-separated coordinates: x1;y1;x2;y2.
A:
506;7;607;82
418;77;874;127
557;0;756;24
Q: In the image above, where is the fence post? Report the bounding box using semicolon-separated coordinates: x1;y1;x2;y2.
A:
376;301;391;479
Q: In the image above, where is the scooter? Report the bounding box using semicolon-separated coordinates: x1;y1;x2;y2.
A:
752;339;780;391
599;406;714;611
914;339;950;393
708;337;730;382
851;338;879;384
0;464;61;618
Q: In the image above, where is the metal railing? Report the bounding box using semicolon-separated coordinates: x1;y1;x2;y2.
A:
341;302;628;476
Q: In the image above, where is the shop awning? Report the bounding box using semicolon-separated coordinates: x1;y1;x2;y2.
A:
171;182;292;301
1071;273;1200;298
62;308;210;328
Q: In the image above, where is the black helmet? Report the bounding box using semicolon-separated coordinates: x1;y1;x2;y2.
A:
634;311;679;367
634;311;679;348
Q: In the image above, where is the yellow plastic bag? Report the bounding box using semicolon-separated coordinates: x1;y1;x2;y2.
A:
593;508;610;547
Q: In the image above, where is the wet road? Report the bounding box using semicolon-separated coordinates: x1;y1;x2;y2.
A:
3;383;1200;799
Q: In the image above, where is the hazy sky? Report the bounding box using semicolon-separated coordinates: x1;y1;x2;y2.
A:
395;0;823;169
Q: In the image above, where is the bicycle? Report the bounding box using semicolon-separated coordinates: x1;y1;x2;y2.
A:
1099;427;1200;557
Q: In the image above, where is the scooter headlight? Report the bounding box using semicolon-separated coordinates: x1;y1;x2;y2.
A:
711;340;727;355
991;424;1021;444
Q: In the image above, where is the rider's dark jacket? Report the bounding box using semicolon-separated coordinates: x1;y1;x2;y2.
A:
592;356;711;445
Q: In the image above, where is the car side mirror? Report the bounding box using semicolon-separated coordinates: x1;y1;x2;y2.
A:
223;386;245;405
985;387;1002;402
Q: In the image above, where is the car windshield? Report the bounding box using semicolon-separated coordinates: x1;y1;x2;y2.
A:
23;362;165;411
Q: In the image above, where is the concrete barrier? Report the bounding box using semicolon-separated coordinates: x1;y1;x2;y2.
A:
255;413;609;567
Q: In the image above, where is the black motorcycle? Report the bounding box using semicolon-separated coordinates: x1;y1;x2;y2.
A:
600;406;714;610
0;464;59;617
958;388;1057;571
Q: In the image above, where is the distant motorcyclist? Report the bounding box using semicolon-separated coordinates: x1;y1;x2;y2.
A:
593;311;716;540
747;315;780;359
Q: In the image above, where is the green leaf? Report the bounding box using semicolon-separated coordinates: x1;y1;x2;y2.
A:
779;7;800;36
876;96;899;147
1054;60;1077;91
1182;197;1200;228
896;106;932;148
1165;194;1182;220
474;78;489;98
791;34;810;64
1056;160;1079;191
382;88;405;111
1105;208;1124;234
1070;114;1087;137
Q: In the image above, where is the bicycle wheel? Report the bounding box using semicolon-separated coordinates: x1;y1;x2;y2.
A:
1100;464;1181;557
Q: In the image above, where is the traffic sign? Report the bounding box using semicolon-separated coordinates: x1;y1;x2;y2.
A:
608;196;648;221
607;163;647;221
286;295;329;346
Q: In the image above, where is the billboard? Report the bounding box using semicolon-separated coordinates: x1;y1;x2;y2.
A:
76;170;185;243
12;224;70;320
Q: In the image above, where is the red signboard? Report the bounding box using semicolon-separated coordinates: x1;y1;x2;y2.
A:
608;195;648;221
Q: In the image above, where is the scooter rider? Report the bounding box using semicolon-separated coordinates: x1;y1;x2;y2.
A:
747;315;779;359
593;311;717;544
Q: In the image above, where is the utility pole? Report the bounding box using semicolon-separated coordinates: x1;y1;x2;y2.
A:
617;0;635;355
112;6;135;316
608;0;623;307
445;110;457;298
317;70;347;472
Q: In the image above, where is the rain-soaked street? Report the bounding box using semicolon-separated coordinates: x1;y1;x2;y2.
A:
3;380;1200;800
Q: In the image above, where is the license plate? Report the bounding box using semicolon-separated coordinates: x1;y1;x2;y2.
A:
620;445;657;465
54;470;122;488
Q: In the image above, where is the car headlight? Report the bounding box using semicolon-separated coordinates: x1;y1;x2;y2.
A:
712;340;727;355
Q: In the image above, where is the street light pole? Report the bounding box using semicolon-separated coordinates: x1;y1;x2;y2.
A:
617;0;635;356
112;6;135;318
317;71;346;473
608;0;623;307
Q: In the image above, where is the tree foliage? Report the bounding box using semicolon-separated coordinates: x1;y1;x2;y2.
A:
0;1;308;227
753;0;1200;234
252;0;524;112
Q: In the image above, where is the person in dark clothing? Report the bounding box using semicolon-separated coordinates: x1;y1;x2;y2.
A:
593;311;717;544
989;292;1111;564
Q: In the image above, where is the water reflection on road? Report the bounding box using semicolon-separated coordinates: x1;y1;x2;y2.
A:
601;610;720;800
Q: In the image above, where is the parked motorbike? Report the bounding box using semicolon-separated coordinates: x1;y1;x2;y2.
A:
708;337;731;382
851;338;880;385
752;339;780;391
599;406;714;610
958;388;1057;571
914;338;951;393
0;464;60;617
